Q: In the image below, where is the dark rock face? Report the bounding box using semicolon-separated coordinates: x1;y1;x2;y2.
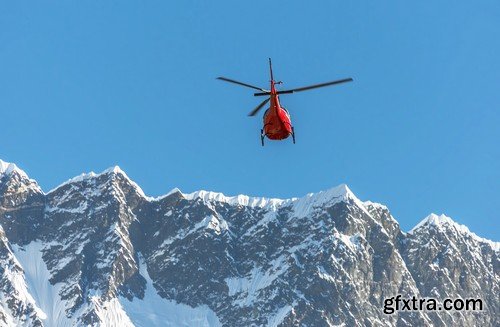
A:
0;160;498;326
401;215;499;327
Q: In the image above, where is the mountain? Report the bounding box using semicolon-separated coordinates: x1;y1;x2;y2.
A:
0;159;498;326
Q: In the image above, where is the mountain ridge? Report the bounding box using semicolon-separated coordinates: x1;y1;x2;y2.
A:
0;159;498;326
1;159;496;246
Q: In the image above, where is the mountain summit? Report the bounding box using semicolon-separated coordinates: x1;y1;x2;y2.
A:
0;160;498;326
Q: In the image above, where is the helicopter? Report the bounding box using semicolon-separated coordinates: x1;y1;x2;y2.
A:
217;58;353;146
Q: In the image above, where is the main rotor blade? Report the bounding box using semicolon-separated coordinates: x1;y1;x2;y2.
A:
217;77;268;92
248;98;270;116
254;90;294;96
279;78;353;93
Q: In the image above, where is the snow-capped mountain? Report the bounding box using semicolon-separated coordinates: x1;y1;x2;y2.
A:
0;159;498;326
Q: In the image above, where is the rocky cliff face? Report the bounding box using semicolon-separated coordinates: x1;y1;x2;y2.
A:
0;160;498;326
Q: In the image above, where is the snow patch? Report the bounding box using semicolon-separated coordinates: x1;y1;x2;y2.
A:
11;242;72;327
318;266;336;283
158;215;226;250
184;190;287;210
45;201;88;214
267;305;293;327
120;254;221;327
243;210;277;236
0;240;44;326
225;256;289;307
206;215;229;235
88;296;134;327
363;200;388;211
334;232;363;253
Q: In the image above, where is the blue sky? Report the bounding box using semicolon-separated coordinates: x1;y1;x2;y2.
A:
1;1;498;240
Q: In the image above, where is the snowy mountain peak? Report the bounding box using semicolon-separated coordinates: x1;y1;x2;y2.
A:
291;184;365;218
423;213;454;226
0;159;28;179
103;165;125;175
48;165;146;198
52;167;122;189
302;183;354;201
410;213;461;232
410;213;499;251
102;165;147;198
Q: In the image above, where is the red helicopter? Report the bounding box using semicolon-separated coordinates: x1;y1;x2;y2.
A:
217;58;353;146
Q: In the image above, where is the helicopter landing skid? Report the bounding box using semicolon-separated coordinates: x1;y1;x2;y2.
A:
260;129;296;146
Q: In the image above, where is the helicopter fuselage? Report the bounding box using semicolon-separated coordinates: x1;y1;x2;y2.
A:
262;93;293;140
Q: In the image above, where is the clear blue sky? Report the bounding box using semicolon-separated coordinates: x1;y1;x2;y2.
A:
1;1;498;240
